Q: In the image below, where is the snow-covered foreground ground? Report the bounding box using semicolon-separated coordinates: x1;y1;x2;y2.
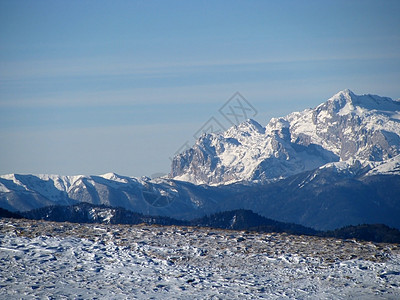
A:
1;219;399;299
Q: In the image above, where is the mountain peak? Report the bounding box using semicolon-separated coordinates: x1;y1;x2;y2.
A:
317;89;400;119
339;88;355;96
333;89;355;100
227;118;265;135
324;89;356;111
101;172;120;180
171;90;400;185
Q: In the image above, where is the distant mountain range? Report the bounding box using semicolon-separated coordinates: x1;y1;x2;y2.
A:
4;203;399;243
1;90;399;231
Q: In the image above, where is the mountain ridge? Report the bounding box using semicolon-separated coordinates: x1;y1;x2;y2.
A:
1;90;399;231
172;89;400;185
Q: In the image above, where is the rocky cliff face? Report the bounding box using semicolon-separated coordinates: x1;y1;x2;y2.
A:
1;90;400;231
286;89;400;161
171;89;400;185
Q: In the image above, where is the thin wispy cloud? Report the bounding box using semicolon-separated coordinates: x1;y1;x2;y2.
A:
2;47;399;82
0;0;399;176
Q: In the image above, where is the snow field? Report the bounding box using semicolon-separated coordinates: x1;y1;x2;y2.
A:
0;219;399;299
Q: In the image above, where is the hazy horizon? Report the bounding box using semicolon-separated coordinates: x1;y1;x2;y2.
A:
1;0;399;177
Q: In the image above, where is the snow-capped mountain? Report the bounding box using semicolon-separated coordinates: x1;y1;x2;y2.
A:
2;166;400;230
0;173;221;219
171;89;400;185
1;90;400;230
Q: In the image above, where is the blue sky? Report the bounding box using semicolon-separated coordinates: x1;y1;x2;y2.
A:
1;0;399;177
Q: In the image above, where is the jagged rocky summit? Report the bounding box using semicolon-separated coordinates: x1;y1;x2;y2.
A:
1;89;400;230
171;89;400;185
